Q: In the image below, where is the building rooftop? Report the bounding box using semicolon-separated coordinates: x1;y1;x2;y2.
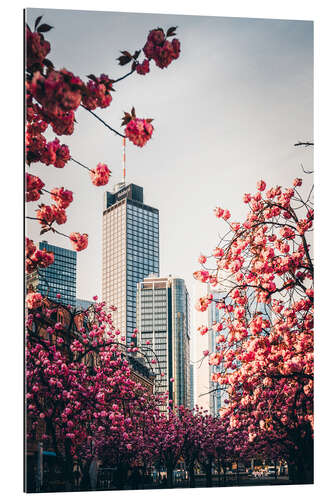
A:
104;183;144;210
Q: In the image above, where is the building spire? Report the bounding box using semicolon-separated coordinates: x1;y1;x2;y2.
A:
123;137;126;184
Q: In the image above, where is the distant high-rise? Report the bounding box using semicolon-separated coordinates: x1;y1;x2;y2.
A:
102;183;159;343
193;281;226;415
193;281;211;412
209;290;224;417
27;241;77;307
190;363;195;409
136;275;191;410
75;298;93;311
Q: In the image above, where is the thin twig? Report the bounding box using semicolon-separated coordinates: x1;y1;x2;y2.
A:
301;163;314;175
70;157;92;171
294;141;314;147
81;105;125;138
25;216;70;240
113;69;135;84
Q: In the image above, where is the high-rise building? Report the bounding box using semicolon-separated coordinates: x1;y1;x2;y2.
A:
209;290;224;417
190;363;195;409
193;280;273;416
193;282;226;415
102;183;159;343
75;298;93;311
27;241;77;307
136;275;191;410
193;281;211;412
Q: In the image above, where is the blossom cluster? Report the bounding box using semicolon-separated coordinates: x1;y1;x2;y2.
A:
81;74;114;110
69;232;88;252
26;173;45;202
26;237;54;273
143;28;181;69
50;187;73;209
90;163;111;186
36;203;67;227
26;25;51;72
125;118;154;147
26;127;70;168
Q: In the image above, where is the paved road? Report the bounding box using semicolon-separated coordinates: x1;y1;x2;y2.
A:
171;476;291;489
103;475;292;490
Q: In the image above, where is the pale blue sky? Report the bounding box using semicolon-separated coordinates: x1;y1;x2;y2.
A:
26;8;313;303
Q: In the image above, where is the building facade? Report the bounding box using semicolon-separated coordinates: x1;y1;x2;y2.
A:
27;241;77;308
75;298;93;311
192;282;225;415
193;281;211;412
209;290;224;417
190;363;195;409
136;275;191;410
102;183;159;343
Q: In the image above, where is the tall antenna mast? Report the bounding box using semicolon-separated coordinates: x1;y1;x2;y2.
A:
122;137;126;184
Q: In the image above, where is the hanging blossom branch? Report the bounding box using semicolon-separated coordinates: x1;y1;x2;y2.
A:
25;19;181;282
26;216;72;239
26;216;88;252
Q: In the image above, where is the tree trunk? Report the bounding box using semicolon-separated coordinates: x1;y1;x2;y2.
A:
205;457;213;487
115;463;128;490
167;463;174;488
289;430;314;484
64;441;74;491
188;462;195;488
217;458;220;486
80;461;91;491
293;453;313;484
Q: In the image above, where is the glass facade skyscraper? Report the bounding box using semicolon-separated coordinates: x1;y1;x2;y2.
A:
102;183;159;343
190;363;195;409
75;298;93;310
136;275;191;410
209;290;224;416
32;241;77;307
193;281;211;412
193;282;225;415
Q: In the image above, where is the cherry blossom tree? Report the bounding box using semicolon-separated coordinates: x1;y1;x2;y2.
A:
93;391;165;489
25;295;164;490
149;409;185;488
194;177;313;484
176;406;203;487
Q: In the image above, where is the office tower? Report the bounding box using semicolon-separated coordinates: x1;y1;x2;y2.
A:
193;281;211;412
190;363;195;409
27;241;77;307
102;183;159;343
209;289;224;417
209;290;271;416
75;298;93;310
136;275;191;410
